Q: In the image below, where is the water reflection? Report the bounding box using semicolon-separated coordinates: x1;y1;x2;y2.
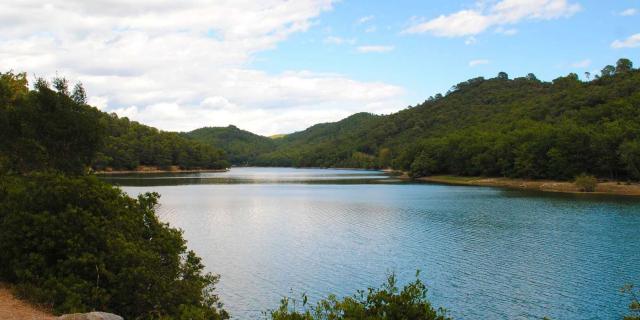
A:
108;168;640;320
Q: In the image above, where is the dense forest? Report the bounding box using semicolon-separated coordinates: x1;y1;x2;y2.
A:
94;113;229;171
184;125;275;165
233;58;640;181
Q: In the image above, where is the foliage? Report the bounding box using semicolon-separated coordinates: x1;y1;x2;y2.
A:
574;174;598;192
0;173;228;319
0;71;228;173
622;284;640;320
0;71;228;318
0;72;103;175
185;125;276;166
94;113;229;171
267;272;449;320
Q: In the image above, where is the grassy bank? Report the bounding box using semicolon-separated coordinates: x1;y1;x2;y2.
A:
417;175;640;196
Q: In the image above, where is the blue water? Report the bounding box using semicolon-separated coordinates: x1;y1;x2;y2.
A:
104;167;640;319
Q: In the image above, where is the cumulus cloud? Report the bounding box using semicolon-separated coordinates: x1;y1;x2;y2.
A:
0;0;406;135
469;59;490;67
357;45;395;53
611;34;640;49
402;0;580;37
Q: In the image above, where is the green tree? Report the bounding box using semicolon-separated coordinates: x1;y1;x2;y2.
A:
620;140;640;180
71;82;87;104
616;58;634;74
601;65;616;77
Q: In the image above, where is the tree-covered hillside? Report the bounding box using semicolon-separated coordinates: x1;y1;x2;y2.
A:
252;59;640;181
94;113;229;171
185;125;275;165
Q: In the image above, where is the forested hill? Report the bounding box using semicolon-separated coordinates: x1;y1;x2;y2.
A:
93;113;229;171
0;72;229;173
184;125;276;165
4;58;639;180
248;58;640;181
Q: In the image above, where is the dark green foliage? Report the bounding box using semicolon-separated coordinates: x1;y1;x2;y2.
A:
185;125;276;165
0;173;228;319
0;71;228;318
249;59;640;181
267;272;449;320
0;72;104;175
94;114;229;171
0;71;228;174
256;112;385;168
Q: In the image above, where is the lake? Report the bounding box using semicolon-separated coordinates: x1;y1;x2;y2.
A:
102;167;640;319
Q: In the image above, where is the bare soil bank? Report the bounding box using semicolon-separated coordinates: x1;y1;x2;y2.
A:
0;285;54;320
417;175;640;196
94;165;229;175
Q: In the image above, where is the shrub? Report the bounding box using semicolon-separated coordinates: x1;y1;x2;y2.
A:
574;174;598;192
622;284;640;320
0;173;228;319
267;272;449;320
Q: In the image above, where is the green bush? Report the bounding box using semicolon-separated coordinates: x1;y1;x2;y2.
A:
267;272;449;320
0;173;228;319
574;173;598;192
622;284;640;320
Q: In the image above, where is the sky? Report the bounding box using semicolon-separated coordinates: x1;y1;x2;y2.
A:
0;0;638;136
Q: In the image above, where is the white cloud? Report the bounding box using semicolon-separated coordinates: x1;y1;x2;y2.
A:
110;70;405;133
365;26;377;33
570;59;591;68
0;1;407;135
88;96;109;110
357;15;374;24
402;0;580;37
619;8;637;16
611;33;640;49
324;36;356;45
469;59;490;67
356;45;395;53
403;10;492;37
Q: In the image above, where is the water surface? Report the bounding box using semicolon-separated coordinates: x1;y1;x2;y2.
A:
103;167;640;319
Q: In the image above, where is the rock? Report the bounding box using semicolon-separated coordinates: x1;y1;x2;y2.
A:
58;312;123;320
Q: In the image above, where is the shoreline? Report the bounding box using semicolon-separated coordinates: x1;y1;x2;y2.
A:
416;175;640;197
94;167;229;175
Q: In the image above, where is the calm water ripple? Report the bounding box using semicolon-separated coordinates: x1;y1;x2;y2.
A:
102;167;640;320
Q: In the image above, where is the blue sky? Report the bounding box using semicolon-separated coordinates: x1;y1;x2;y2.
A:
1;0;638;134
253;0;640;108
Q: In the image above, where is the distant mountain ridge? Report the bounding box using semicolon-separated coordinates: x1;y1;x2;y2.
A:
187;59;640;181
